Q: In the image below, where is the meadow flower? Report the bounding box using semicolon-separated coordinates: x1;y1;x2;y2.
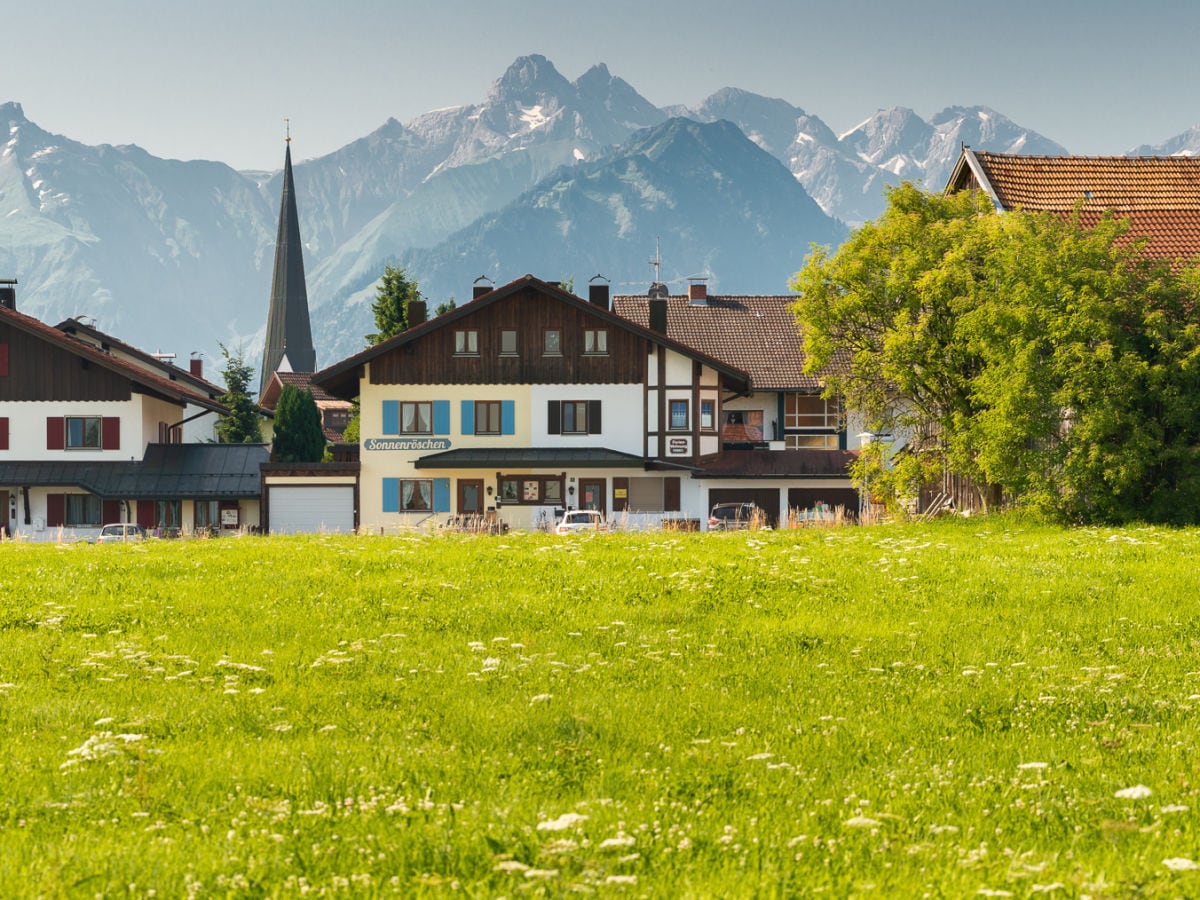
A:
1115;785;1153;799
537;812;588;831
599;834;636;849
523;869;559;879
844;816;880;828
605;875;637;884
494;860;528;873
1161;804;1189;813
1029;883;1065;893
530;693;553;705
1018;762;1049;770
1164;858;1199;870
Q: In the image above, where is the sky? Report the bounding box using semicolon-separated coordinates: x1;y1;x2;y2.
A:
5;0;1200;171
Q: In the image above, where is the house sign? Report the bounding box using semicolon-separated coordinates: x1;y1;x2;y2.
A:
364;438;452;452
669;438;689;455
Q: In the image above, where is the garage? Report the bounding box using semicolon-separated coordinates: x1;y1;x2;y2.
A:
707;488;781;527
267;485;356;534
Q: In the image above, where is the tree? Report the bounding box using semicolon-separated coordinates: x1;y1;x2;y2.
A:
367;264;420;345
272;385;326;463
216;344;262;444
435;296;457;317
791;182;1200;524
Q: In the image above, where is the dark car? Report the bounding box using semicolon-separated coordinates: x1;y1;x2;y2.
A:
707;502;763;531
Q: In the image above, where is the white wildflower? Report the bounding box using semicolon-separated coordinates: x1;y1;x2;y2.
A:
1018;762;1049;770
1030;884;1066;894
605;875;637;884
745;752;774;761
494;860;528;873
844;816;880;828
1115;785;1153;799
523;869;559;879
537;812;588;831
599;834;636;849
529;693;553;705
1164;857;1200;871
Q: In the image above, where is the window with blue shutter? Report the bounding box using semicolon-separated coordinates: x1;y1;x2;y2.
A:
382;401;399;435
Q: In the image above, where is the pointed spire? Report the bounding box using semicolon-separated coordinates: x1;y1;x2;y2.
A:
260;135;315;395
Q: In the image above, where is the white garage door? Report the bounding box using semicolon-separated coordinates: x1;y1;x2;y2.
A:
269;486;355;535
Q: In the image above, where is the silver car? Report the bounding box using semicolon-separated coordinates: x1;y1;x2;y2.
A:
96;523;146;544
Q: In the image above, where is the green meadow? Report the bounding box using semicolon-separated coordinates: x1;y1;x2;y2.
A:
1;522;1198;897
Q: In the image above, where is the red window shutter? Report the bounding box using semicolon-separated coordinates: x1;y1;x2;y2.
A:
46;417;65;450
136;500;157;529
0;417;7;451
46;494;65;527
102;417;120;450
101;499;121;523
0;343;8;377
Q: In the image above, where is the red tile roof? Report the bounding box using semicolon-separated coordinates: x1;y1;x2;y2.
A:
612;294;837;391
952;152;1200;265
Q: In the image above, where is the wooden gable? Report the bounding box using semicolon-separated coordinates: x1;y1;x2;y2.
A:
0;319;132;402
369;282;647;386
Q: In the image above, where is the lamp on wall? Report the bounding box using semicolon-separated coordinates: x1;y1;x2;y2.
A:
568;485;575;496
486;485;493;496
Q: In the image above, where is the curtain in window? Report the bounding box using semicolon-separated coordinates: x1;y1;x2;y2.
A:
402;480;431;511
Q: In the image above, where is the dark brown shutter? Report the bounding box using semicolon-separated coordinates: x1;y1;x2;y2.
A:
46;417;64;450
612;477;629;512
102;417;120;450
547;400;561;435
664;476;681;512
0;343;8;377
0;417;7;450
46;494;65;527
101;499;121;523
588;400;602;435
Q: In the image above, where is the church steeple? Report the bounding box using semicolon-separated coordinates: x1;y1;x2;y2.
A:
260;131;315;395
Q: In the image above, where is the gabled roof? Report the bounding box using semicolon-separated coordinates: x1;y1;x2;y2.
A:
947;149;1200;265
611;294;840;391
0;304;227;413
259;370;352;411
312;275;752;397
55;317;225;398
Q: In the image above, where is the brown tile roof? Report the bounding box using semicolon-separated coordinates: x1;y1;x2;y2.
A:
260;370;348;409
611;294;835;391
961;152;1200;265
694;449;856;478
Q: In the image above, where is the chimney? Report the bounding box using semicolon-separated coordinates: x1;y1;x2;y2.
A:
588;282;610;311
407;299;428;328
649;297;668;334
0;278;16;311
472;276;494;300
189;356;203;379
688;280;707;305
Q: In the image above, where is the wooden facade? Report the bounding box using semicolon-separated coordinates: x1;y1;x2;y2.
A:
369;285;649;386
0;322;133;402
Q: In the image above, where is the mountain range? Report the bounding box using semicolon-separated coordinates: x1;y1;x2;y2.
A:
2;54;1197;377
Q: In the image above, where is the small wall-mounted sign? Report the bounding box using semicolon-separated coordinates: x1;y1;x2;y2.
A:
614;488;628;499
669;437;689;455
221;508;239;527
364;438;452;452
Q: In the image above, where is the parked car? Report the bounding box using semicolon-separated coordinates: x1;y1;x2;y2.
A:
96;523;147;544
555;509;608;535
707;502;763;531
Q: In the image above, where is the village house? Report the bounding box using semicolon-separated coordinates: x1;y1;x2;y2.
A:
0;287;267;539
311;275;859;532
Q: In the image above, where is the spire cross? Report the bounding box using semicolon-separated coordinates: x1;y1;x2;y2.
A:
285;117;291;143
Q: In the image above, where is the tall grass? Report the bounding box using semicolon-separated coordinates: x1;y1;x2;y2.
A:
1;520;1198;895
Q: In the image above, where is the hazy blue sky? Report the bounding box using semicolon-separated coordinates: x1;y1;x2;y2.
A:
5;0;1198;171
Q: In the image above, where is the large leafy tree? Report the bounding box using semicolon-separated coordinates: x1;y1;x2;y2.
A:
791;182;1200;524
367;264;420;345
215;344;263;444
272;385;326;463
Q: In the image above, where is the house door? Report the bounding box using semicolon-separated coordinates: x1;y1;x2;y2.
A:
458;479;485;515
0;490;9;536
579;478;606;514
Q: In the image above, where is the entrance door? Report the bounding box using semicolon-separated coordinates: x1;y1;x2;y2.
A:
579;478;606;514
0;490;8;537
458;479;485;515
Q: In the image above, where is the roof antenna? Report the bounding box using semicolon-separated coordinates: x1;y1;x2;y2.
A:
649;237;662;284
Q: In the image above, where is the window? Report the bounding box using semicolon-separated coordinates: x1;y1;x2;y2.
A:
700;399;715;430
612;477;681;513
723;410;764;443
498;474;565;506
584;329;608;354
543;330;562;356
156;500;182;530
474;400;502;435
0;416;8;450
499;330;518;356
66;416;102;449
401;402;432;434
669;399;689;431
65;494;102;527
785;394;841;430
400;480;432;511
454;330;479;355
786;433;841;450
195;500;220;530
547;400;601;436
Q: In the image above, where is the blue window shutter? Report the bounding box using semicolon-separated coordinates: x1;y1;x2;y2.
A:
382;478;399;512
433;401;450;435
382;401;399;435
461;400;474;435
433;478;450;512
502;400;515;435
